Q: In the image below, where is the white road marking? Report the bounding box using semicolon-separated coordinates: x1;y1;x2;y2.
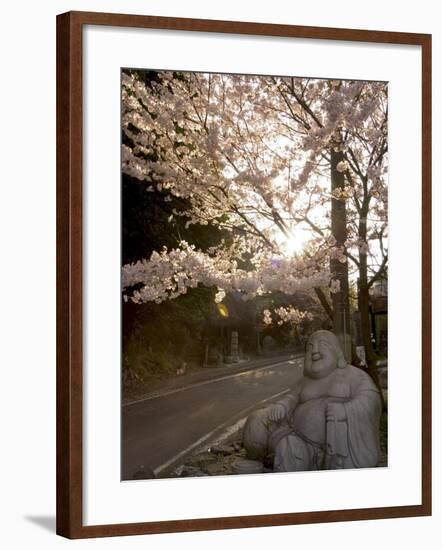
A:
125;357;304;407
152;388;291;476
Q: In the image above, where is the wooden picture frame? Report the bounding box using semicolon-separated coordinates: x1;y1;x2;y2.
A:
56;10;432;539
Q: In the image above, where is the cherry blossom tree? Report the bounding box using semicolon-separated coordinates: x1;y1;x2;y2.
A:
261;75;388;372
121;70;388;375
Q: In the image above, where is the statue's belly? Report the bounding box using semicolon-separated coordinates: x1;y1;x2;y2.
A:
292;398;329;445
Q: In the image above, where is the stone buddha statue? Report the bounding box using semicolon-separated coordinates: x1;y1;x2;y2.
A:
243;330;382;472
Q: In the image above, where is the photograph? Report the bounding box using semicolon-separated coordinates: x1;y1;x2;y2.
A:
0;1;436;546
121;69;389;481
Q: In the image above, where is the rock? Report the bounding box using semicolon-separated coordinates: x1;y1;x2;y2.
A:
231;459;264;475
196;453;218;471
210;444;235;455
202;462;223;475
181;465;208;477
169;433;250;478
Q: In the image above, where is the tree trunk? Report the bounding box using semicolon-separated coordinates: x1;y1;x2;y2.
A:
330;147;351;360
357;203;385;409
314;286;333;322
358;268;385;409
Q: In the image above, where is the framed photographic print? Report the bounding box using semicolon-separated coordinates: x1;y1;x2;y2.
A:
56;11;432;538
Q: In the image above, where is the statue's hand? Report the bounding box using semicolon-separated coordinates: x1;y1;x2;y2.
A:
326;402;346;422
268;403;287;423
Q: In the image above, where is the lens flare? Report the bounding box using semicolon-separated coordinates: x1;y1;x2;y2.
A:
217;303;229;317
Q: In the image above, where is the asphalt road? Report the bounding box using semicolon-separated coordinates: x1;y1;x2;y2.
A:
122;356;304;479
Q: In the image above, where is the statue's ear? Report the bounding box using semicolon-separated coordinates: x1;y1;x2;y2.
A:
337;357;347;369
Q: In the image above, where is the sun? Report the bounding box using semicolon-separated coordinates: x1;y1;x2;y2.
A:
281;229;310;257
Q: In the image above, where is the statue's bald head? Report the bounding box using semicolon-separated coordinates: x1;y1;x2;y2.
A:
309;330;343;354
304;330;347;379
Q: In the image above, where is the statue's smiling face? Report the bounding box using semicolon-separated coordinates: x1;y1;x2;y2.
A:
304;333;338;379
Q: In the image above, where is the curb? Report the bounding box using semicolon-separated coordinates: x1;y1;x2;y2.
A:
124;352;304;407
155;387;292;477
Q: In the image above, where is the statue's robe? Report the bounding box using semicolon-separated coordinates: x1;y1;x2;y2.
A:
341;367;382;468
244;365;382;472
